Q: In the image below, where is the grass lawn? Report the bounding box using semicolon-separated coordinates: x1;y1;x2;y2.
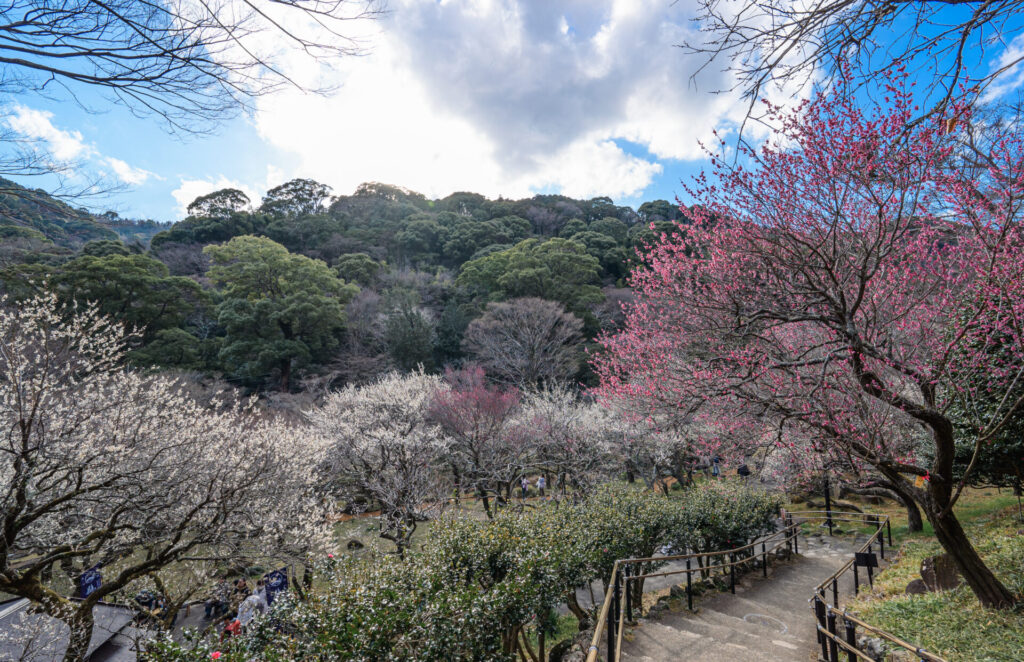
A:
845;490;1024;662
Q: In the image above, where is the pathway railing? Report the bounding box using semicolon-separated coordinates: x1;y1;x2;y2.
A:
795;510;946;662
585;510;948;662
585;522;801;662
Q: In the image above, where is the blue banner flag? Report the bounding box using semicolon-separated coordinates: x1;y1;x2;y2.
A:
79;565;102;598
263;567;288;605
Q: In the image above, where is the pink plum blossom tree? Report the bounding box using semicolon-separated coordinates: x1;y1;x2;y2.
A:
595;74;1024;608
427;366;523;518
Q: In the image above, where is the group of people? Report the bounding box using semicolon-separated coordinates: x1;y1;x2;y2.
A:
697;456;753;481
204;576;270;637
133;589;175;627
519;475;548;499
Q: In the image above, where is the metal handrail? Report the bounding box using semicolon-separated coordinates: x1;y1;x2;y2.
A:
586;523;801;662
810;512;891;602
586;511;947;662
817;607;946;661
804;512;948;662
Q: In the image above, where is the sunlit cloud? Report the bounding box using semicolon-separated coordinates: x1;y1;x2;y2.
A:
250;0;746;201
4;103;157;186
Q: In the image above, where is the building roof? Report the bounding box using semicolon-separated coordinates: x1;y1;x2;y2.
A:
0;598;135;662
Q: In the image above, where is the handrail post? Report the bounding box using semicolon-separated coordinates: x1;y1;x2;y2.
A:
762;541;768;577
853;562;859;596
815;596;828;659
685;558;693;611
606;603;614;660
794;524;799;554
624;564;633;624
607;592;615;661
824;475;833;536
607;567;617;661
844;615;857;662
879;524;885;560
832;577;838;608
729;552;735;594
827;610;839;661
887;518;892;547
615;569;623;639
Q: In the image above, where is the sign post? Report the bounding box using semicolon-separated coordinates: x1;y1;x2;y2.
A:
79;565;102;599
263;567;288;605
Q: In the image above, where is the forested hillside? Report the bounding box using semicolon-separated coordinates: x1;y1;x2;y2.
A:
0;179;692;392
0;178;170;269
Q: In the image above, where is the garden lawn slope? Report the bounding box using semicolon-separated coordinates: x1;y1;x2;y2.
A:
848;498;1024;661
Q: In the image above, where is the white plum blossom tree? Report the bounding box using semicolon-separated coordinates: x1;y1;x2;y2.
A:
307;370;451;557
0;296;328;662
516;385;616;495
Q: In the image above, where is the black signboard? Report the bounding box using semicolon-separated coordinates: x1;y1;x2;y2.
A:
855;552;878;568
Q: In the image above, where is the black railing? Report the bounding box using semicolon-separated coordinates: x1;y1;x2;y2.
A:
586;510;947;662
585;523;801;662
794;510;946;662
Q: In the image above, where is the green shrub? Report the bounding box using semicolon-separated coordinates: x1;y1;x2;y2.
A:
143;483;782;662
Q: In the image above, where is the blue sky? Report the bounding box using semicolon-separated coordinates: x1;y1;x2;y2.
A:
2;0;1021;222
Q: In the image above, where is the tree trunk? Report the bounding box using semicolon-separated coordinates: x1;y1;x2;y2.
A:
843;483;924;532
880;480;924;533
900;494;924;532
925;415;1013;607
451;464;461;505
565;591;590;629
62;606;94;662
479;487;493;519
280;358;291;392
1014;477;1022;523
924;504;1016;608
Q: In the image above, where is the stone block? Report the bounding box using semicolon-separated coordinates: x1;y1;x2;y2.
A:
904;578;928;595
920;554;963;592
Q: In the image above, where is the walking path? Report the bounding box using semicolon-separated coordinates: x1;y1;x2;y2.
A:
620;534;871;662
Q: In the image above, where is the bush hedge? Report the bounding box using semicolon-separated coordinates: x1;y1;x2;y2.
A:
143;482;781;662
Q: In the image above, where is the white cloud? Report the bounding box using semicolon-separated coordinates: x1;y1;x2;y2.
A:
984;33;1024;102
250;0;751;201
4;103;160;187
104;157;157;185
172;176;262;216
5;104;92;161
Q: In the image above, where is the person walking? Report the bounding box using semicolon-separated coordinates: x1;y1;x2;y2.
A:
711;456;721;480
255;579;268;606
520;477;529;499
229;577;250;616
204;578;230;620
237;591;267;632
537;475;546;498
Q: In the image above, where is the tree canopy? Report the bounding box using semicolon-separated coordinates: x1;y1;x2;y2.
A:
204;236;358;390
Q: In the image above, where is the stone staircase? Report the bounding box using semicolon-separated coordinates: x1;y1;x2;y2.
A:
620;534;867;662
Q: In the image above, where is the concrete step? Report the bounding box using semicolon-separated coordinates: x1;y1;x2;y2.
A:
688;596;814;643
620;536;853;661
623;618;801;662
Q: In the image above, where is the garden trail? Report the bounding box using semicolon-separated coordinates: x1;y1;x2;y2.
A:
620;533;869;662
